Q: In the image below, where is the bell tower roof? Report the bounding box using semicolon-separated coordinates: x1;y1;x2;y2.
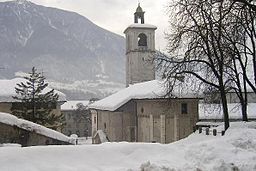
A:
134;3;145;24
124;23;157;33
136;3;143;13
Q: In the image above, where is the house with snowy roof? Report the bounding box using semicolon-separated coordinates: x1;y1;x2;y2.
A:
61;100;91;137
0;78;66;121
89;4;201;144
0;112;73;146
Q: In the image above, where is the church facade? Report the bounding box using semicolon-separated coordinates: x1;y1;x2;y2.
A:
89;4;200;144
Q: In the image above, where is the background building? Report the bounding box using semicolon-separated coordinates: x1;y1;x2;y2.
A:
61;101;91;137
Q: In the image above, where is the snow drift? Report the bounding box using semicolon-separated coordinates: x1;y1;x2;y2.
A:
0;122;255;170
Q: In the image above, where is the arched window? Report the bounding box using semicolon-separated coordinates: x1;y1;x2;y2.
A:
138;33;147;47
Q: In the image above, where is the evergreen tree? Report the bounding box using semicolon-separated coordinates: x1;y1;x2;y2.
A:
11;67;64;130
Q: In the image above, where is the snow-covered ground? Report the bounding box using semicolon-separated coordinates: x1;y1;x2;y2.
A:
0;122;256;171
77;137;92;145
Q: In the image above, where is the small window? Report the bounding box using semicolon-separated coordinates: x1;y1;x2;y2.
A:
94;116;96;124
181;103;188;114
141;107;144;113
104;123;107;129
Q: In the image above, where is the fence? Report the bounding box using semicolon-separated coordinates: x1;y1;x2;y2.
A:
197;127;225;136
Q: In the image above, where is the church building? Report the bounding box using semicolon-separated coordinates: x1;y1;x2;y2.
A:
89;4;201;144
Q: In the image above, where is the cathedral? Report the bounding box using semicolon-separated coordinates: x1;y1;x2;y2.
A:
89;4;200;144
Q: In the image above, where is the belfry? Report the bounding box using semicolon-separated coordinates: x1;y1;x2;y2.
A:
124;3;157;87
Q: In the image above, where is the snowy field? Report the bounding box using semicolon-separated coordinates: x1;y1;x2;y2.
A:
0;122;256;171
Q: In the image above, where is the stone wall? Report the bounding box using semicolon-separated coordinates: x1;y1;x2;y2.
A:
0;123;70;146
136;99;198;143
92;98;199;144
91;110;98;138
0;102;12;113
96;110;135;142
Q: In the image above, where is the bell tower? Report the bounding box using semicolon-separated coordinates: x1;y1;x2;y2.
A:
134;3;145;24
124;4;157;87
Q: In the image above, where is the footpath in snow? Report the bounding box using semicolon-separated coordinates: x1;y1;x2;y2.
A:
0;122;256;171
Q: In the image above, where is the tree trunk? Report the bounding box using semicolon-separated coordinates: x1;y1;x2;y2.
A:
241;76;248;121
241;101;248;121
220;90;229;130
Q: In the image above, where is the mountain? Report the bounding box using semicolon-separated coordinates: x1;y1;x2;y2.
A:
0;0;125;99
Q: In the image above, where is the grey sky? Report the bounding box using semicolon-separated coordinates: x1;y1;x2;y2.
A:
1;0;170;50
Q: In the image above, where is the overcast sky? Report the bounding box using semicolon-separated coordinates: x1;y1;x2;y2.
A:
2;0;170;50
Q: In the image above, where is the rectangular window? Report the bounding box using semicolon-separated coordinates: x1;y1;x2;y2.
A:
94;116;96;124
181;103;188;114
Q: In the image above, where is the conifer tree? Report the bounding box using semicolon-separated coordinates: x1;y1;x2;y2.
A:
11;67;64;130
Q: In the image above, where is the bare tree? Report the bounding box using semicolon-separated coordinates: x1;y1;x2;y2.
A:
229;0;256;93
232;0;256;12
158;0;249;130
159;0;256;127
221;0;256;121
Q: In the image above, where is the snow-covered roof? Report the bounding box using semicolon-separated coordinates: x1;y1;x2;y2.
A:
124;23;157;32
89;80;201;111
0;112;72;143
0;78;66;102
61;100;89;111
199;103;256;120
